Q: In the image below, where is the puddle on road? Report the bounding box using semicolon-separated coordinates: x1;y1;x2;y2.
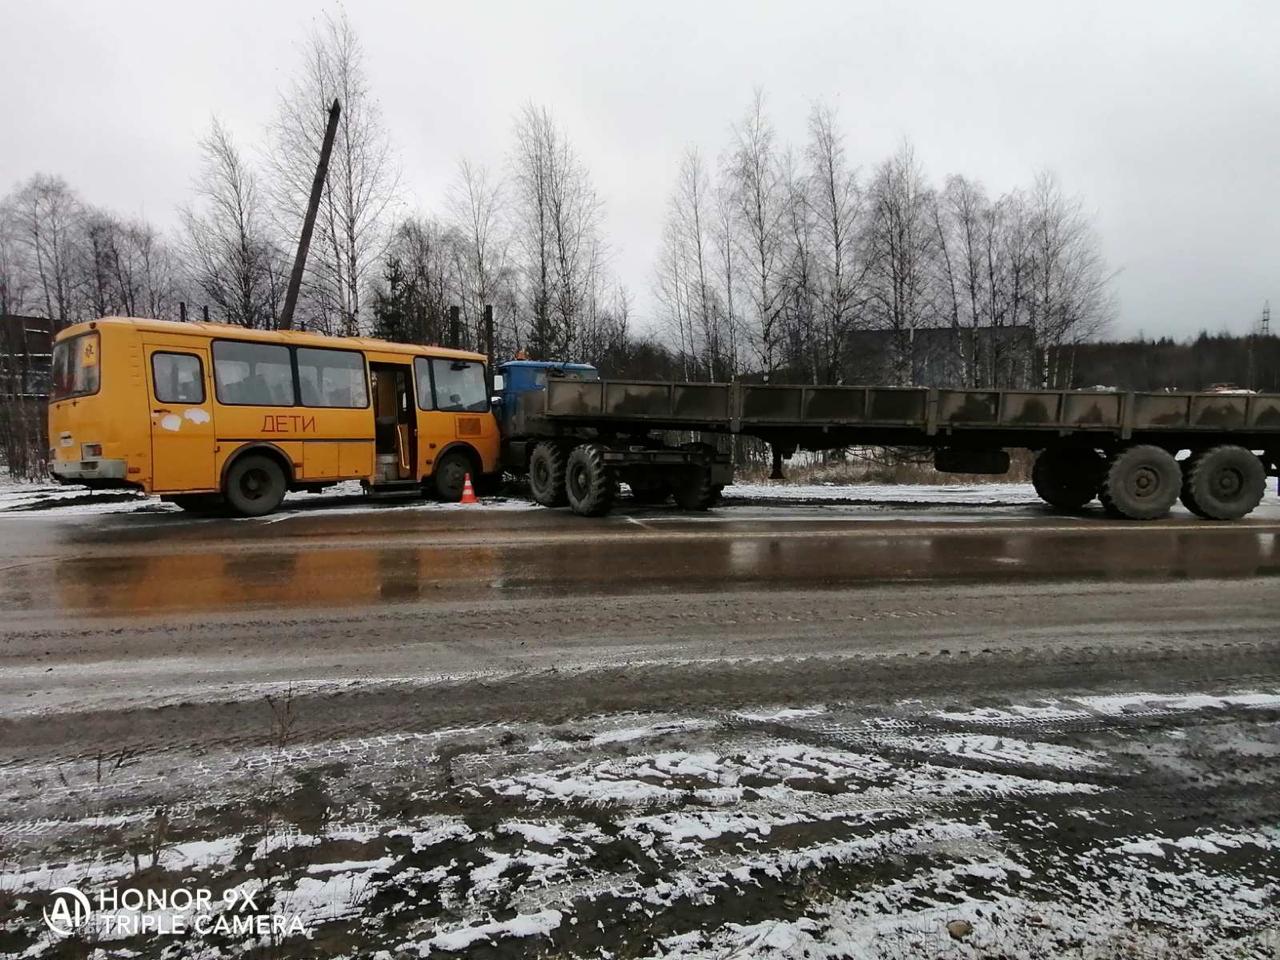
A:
4;523;1276;615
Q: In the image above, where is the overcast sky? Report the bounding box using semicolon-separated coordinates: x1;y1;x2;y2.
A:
2;0;1276;340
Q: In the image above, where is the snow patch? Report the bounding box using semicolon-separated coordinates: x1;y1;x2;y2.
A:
415;908;562;953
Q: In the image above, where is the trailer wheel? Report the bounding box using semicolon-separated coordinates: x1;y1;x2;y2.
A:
1031;448;1104;510
674;465;717;511
1098;445;1180;520
674;442;720;511
224;454;287;517
565;444;614;517
1178;450;1211;518
1179;445;1265;520
528;442;568;507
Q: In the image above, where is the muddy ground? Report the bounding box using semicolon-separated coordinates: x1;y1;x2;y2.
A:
1;491;1278;958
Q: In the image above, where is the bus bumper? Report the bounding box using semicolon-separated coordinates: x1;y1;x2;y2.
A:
51;458;129;484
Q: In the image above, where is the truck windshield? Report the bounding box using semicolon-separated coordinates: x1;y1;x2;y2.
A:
50;332;101;400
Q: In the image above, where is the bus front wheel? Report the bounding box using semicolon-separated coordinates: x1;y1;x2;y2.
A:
431;451;471;502
224;455;287;517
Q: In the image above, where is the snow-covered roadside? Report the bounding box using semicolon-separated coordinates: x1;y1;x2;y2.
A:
0;477;1046;518
4;474;1275;519
727;480;1043;504
0;477;536;518
5;689;1278;958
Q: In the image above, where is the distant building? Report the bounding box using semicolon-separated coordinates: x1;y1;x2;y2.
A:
1;315;56;474
0;314;55;400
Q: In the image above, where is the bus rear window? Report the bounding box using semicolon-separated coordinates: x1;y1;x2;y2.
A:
51;332;101;400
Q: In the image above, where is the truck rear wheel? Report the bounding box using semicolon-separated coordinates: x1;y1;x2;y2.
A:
1099;445;1180;520
224;454;287;517
1179;445;1265;520
565;444;615;517
1032;448;1104;510
528;442;568;507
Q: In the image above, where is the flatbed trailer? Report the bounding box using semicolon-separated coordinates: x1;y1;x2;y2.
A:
502;368;1280;521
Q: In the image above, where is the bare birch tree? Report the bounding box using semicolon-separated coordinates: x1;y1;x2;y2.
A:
181;119;286;328
656;149;725;379
447;159;512;350
10;174;82;325
864;143;937;384
270;12;398;335
806;103;865;385
0;195;33;316
1024;172;1115;385
726;91;787;376
511;104;603;360
780;148;819;382
932;175;992;384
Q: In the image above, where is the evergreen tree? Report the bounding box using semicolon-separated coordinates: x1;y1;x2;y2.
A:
370;257;415;343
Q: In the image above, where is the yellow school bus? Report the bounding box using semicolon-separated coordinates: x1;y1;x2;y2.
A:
47;317;501;516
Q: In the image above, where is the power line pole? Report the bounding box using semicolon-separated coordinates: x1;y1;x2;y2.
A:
1263;300;1271;337
279;99;342;331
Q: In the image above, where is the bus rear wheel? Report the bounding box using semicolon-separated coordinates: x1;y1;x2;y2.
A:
224;455;287;517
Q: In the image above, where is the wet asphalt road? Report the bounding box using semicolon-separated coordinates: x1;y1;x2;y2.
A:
0;493;1277;725
2;495;1279;619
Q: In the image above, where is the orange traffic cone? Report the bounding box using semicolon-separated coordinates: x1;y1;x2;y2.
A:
460;472;479;504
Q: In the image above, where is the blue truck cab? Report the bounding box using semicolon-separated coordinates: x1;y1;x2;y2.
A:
497;360;600;395
495;359;729;515
495;360;599;426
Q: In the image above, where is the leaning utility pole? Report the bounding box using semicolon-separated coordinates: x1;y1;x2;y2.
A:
278;99;341;331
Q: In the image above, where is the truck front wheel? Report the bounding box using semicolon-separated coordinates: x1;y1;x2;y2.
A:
565;444;615;517
528;442;568;507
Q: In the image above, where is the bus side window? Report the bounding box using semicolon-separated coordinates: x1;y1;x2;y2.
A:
152;353;205;404
212;341;296;406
